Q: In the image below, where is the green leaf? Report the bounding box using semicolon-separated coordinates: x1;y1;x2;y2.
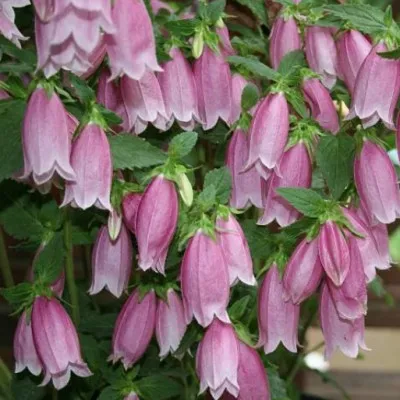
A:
229;295;251;320
97;104;123;126
11;375;46;400
168;131;198;159
109;135;167;170
0;282;33;310
97;387;119;400
173;323;202;358
285;89;308;118
197;185;217;210
165;19;198;37
241;83;259;111
276;188;325;217
33;231;65;285
277;50;307;76
0;99;26;182
228;56;280;81
79;313;118;339
203;167;232;204
240;220;274;259
368;276;395;307
200;0;226;24
235;0;268;26
135;375;182;400
267;364;290;400
379;47;400;59
68;74;96;104
316;135;355;199
0;36;37;68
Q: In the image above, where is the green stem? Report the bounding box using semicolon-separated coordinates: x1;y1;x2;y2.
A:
64;210;79;325
0;228;14;288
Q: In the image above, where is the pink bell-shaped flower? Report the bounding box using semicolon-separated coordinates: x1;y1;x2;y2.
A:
194;46;232;130
181;231;230;327
354;139;400;224
283;238;323;304
110;290;156;369
0;0;29;47
216;23;236;57
318;220;350;286
14;311;42;377
31;296;92;389
336;30;372;95
196;319;240;399
226;129;263;209
229;74;248;125
347;43;400;128
244;92;289;174
136;176;178;274
155;289;187;358
158;47;201;130
269;16;301;70
258;142;312;227
106;0;162;80
320;284;369;360
305;26;338;89
89;224;133;298
302;78;339;134
21;88;76;186
62;123;112;211
122;192;143;235
258;265;300;354
216;214;256;286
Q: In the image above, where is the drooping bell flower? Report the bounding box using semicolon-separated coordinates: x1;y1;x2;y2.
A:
283;238;323;304
226;129;263;209
354;139;400;224
124;393;139;400
258;142;312;227
158;47;200;131
370;222;391;271
347;42;400;128
216;214;256;286
318;220;350;286
62;123;112;211
136;176;178;274
110;290;156;369
244;93;289;175
89;224;133;298
122;192;143;235
229;74;247;125
150;0;173;15
121;72;169;134
21;88;76;186
0;0;29;47
302;78;339;134
320;284;368;359
155;289;187;358
305;26;338;89
181;231;230;327
31;296;92;389
196;319;240;399
236;342;271;400
336;30;372;95
258;265;300;354
80;38;107;79
194;46;232;130
216;23;236;57
269;16;301;70
106;0;161;80
14;311;42;376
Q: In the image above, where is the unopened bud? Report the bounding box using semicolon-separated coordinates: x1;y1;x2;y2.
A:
176;173;193;207
192;31;204;59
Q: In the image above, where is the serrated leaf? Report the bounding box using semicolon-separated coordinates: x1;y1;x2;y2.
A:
235;0;268;26
165;19;198;37
109;135;167;170
228;56;280;81
203;167;232;204
197;184;217;209
0;282;33;310
229;295;251;320
278;50;307;76
97;387;119;400
276;188;325;217
135;375;182;399
285;89;308;118
169;131;198;158
316;135;355;199
240;220;274;259
69;74;96;104
200;0;226;24
97;104;123;126
241;83;259;111
267;364;290;400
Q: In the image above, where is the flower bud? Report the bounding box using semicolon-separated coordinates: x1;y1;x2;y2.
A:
176;172;193;207
62;123;112;211
283;238;323;304
347;43;400;128
336;30;372;95
305;26;338;89
270;16;301;70
155;289;187;358
194;46;232;130
122;193;143;235
32;297;92;389
14;311;42;376
21;88;76;186
258;265;300;354
320;284;368;359
354;139;400;224
106;0;161;80
192;31;204;59
244;93;289;172
108;208;123;240
216;214;256;286
89;224;133;298
196;319;240;399
302;78;339;134
110;290;156;369
136;176;178;274
181;231;230;327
